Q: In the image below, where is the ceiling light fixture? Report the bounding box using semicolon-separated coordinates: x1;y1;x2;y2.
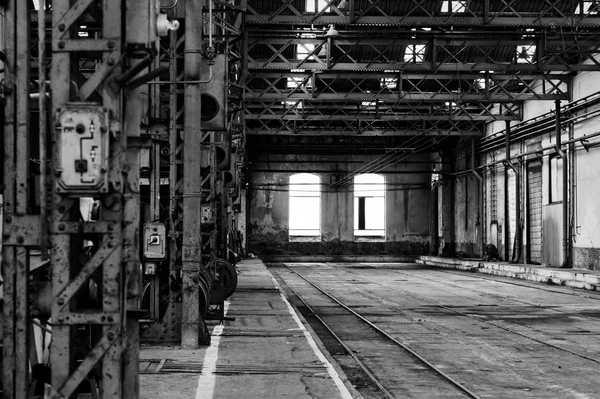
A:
325;24;339;37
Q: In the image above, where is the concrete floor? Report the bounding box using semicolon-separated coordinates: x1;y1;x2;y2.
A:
273;262;600;399
140;260;600;398
140;259;357;399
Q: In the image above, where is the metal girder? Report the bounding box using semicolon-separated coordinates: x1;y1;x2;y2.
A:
245;100;521;121
2;1;31;397
246;117;483;136
245;71;569;103
47;0;149;397
246;0;600;27
246;33;600;72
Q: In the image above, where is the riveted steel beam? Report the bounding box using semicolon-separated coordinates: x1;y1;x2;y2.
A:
246;0;600;27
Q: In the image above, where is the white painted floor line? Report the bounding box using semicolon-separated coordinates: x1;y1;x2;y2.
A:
268;273;355;399
195;301;230;399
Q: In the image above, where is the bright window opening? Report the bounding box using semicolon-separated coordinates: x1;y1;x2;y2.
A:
354;174;385;237
576;1;599;14
306;0;331;12
289;173;321;237
549;155;563;203
517;45;536;64
441;0;467;13
404;44;427;63
381;70;399;89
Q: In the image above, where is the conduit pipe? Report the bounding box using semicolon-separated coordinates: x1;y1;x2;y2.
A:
471;138;484;258
555;99;570;268
452;130;600;176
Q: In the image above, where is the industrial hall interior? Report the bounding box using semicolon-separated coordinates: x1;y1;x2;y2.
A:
5;0;600;398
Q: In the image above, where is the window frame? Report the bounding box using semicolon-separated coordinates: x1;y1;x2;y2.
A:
289;173;322;240
353;173;386;238
549;154;563;204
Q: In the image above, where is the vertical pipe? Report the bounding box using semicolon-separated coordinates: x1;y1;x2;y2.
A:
38;0;48;258
555;100;569;267
505;121;510;261
181;0;205;349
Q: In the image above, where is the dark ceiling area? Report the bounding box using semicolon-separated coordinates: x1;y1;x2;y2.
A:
243;0;600;154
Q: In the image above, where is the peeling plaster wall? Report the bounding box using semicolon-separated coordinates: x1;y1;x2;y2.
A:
451;149;482;257
247;153;431;260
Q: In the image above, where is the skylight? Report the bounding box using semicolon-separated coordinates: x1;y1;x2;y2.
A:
404;44;427;63
441;0;467;13
306;0;331;13
517;45;536;64
576;1;599;14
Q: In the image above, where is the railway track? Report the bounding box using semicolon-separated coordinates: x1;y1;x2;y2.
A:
272;264;482;399
339;265;600;365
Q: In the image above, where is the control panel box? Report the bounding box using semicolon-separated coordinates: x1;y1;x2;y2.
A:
56;105;110;195
143;222;167;260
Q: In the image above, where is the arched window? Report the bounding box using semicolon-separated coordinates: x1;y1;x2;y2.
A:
354;174;385;237
289;173;321;237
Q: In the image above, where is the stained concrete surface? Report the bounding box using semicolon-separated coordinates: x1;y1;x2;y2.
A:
273;262;600;398
139;259;357;399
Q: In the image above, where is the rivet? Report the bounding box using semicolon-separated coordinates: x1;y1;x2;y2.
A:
107;59;115;66
58;24;65;31
58;224;65;231
17;236;24;244
57;298;65;305
107;332;115;341
107;41;115;49
58;41;65;49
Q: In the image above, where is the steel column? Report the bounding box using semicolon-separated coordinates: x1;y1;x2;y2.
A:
182;0;208;348
2;0;31;397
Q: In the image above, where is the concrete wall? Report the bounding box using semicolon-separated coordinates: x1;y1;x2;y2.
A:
571;71;600;270
247;153;432;260
470;70;600;269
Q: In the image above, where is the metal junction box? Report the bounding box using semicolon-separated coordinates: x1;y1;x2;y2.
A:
143;222;167;260
56;104;110;195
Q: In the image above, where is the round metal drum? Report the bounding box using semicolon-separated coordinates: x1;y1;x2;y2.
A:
216;258;238;299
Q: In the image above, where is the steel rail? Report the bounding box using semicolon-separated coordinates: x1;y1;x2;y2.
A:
344;266;600;366
282;264;483;399
275;271;395;399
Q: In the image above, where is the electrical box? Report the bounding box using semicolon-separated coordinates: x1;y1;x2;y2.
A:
143;222;167;260
144;262;157;275
56;105;110;195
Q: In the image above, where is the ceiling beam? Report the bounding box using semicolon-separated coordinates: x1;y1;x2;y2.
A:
246;128;481;136
246;15;600;27
244;92;566;102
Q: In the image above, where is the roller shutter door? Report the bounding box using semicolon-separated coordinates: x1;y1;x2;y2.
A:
527;162;542;264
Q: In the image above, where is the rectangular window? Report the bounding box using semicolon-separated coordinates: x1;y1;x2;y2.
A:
549;155;563;203
441;0;467;13
289;173;321;237
403;44;427;63
354;174;385;237
306;0;331;13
